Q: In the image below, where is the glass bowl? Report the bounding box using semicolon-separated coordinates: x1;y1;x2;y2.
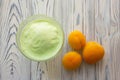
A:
16;15;64;61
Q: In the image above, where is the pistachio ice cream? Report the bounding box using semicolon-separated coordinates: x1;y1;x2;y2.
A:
16;15;64;61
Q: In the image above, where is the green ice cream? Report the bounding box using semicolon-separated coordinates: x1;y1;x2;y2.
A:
19;19;63;61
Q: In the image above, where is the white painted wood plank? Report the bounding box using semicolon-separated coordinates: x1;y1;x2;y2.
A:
95;0;120;80
109;0;120;80
30;0;63;80
0;0;31;80
95;0;111;80
83;0;97;80
61;0;75;80
61;0;85;80
30;0;50;80
0;0;120;80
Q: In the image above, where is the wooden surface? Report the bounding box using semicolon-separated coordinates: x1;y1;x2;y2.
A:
0;0;120;80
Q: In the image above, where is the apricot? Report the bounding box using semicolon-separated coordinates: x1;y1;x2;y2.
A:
83;41;105;64
68;30;86;50
62;51;82;70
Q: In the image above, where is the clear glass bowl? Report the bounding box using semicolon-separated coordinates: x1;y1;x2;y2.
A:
16;15;64;61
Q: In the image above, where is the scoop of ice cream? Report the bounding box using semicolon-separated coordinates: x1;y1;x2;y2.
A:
20;20;63;60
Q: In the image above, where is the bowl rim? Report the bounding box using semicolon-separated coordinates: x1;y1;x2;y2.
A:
16;14;64;62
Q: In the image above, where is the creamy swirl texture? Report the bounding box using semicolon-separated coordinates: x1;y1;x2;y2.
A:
20;20;63;60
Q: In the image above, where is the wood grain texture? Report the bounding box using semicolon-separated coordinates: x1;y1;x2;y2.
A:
0;0;120;80
0;0;31;80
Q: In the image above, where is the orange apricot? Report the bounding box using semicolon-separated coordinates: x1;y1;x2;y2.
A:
83;41;105;64
62;51;82;70
68;30;86;50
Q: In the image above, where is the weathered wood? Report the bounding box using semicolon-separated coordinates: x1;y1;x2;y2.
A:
0;0;120;80
0;0;31;80
95;0;111;80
